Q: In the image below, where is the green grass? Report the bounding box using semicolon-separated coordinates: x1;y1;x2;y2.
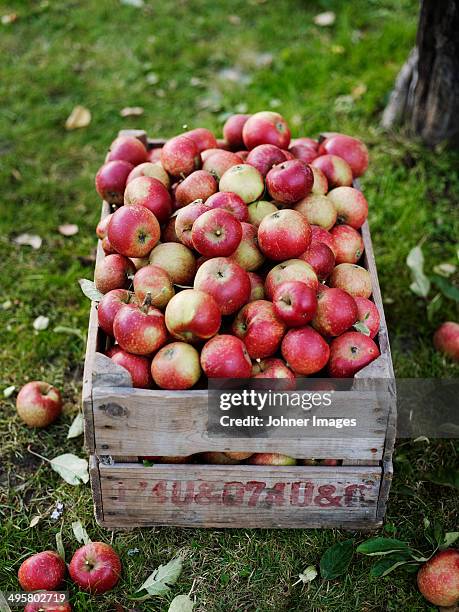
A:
1;0;458;610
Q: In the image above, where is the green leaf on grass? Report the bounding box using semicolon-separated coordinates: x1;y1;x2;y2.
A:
320;539;354;579
431;275;459;302
72;520;91;545
426;293;442;322
67;412;84;439
441;532;459;549
168;594;194;612
56;529;65;562
370;553;413;577
50;453;89;486
406;246;430;298
424;468;459;490
78;279;103;302
136;554;184;596
357;537;411;556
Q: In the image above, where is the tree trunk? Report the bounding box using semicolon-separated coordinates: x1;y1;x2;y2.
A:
382;0;459;146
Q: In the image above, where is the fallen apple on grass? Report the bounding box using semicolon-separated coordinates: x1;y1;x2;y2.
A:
152;342;202;389
18;550;66;591
433;321;459;361
69;542;122;594
417;548;459;607
16;382;62;428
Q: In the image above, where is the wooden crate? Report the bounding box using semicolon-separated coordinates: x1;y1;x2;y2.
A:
83;137;396;530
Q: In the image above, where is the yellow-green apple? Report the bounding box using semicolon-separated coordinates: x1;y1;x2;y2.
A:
242;111;291;150
69;542;121;594
417;549;459;607
194;257;251;315
289;137;319;164
127;161;170;189
248;453;296;465
161;135;201;177
310;166;329;195
281;326;330;374
248;271;265;300
223;113;251;149
311;155;353;187
273;280;318;327
191;208;242;257
330;264;372;298
294;194;337;230
200;452;239;464
246;144;287;176
258;209;311;261
229;222;265;271
327;186;368;229
124;176;172;223
232;300;286;358
247;200;278;227
202;150;243;180
328;331;379;377
175;170;218;207
205;191;249;221
16;382;62;428
113;302;167;355
149;242;197;285
433;322;459;361
200;334;252;378
95;160;133;205
266;160;313;204
165;289;221;341
224;452;253;460
175;200;210;248
182;127;218;152
94;254;135;294
312;288;358;336
318;134;369;177
25;602;72;612
18;550;66;591
265;259;318;299
354;297;380;338
106;346;153;388
130;256;150;270
300;242;335;280
151;342;201;389
133;264;174;308
310;225;334;251
252;357;296;387
107;136;147;166
107;205;160;258
96;214;112;239
219;164;264;203
98;288;135;336
330;224;364;264
161;216;180;243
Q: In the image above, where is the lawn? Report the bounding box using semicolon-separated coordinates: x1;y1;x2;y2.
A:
0;0;458;610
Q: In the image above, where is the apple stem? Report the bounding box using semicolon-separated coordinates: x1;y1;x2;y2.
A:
141;292;152;313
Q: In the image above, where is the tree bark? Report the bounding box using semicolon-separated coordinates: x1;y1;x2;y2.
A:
382;0;459;146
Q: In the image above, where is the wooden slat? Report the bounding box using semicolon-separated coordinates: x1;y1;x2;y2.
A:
89;455;104;525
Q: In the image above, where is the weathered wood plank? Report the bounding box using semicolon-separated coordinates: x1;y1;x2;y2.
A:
117;129;148;146
89;455;104;526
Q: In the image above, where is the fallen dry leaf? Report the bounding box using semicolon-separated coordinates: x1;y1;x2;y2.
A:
120;0;144;6
313;11;335;26
331;45;345;54
1;13;17;25
58;223;79;236
228;14;241;25
33;316;50;331
65;106;91;130
120;106;144;118
352;83;367;99
13;233;42;249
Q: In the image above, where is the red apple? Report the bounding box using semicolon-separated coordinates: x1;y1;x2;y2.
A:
69;542;121;594
330;263;372;298
300;242;335;280
229;222;265;271
265;259;318;299
149;242;197;285
318;134;369;177
219;164;264;203
327;186;368;229
248;453;296;465
25;603;72;612
192;208;242;257
175;170;218;208
106;346;153;388
194;257;251;315
124;176;172;223
202;150;243;180
205;191;249;221
310;166;329;195
252;357;296;387
310;225;334;251
175;200;210;248
223;114;251;149
147;147;162;162
354;297;380;338
16;382;62;428
311;154;353;188
266;160;313;204
258;209;311;261
242;111;291;150
161;135;201;177
18;550;66;591
273;280;318;327
95;160;133;205
294;194;337;230
113;302;167;355
200;148;220;163
107;135;148;166
151;342;201;389
232;300;286;359
126;161;170;189
246;144;287;177
330;224;364;264
182;127;218;152
201;334;252;378
236;150;249;160
98;288;135;336
161;216;180;243
133;264;174;309
107;205;160;258
94;254;136;294
433;321;459;361
312;288;358;336
281;326;330;375
96;214;112;239
101;235;117;255
247;200;278;227
417;549;459;607
248;271;265;300
165;289;221;341
328;331;380;377
289;138;319;164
